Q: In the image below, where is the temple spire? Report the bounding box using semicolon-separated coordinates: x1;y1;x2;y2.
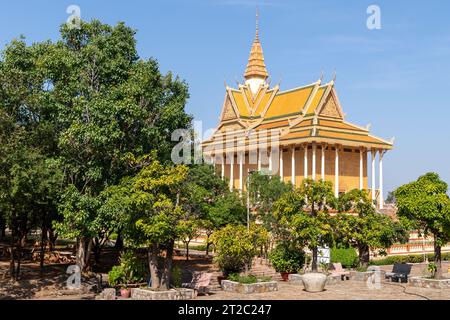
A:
244;8;269;93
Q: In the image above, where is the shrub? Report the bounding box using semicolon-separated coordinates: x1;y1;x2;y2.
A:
269;242;305;273
108;265;125;287
369;252;450;266
108;250;146;287
330;247;358;268
227;273;271;284
211;225;257;276
171;265;183;288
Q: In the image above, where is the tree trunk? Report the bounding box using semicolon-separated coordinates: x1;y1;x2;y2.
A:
39;227;47;274
1;226;5;238
161;240;174;289
185;241;189;261
76;237;92;273
434;237;442;279
9;229;15;280
114;231;124;250
358;244;370;269
16;235;22;280
148;244;160;289
92;238;102;264
48;228;57;251
205;241;210;257
312;247;318;272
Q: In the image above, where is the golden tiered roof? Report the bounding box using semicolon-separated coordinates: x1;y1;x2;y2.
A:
203;79;393;151
202;13;393;153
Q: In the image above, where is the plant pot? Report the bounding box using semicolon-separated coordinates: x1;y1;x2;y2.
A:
120;288;131;298
280;272;294;281
301;273;327;292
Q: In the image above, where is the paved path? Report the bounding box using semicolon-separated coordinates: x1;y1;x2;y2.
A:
198;280;450;301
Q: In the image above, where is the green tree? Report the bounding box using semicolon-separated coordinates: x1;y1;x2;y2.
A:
177;219;200;261
273;179;335;272
394;173;450;278
248;172;293;231
211;224;258;276
335;189;408;268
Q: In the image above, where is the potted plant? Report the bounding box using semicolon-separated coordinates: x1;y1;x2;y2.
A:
108;250;146;298
269;243;305;281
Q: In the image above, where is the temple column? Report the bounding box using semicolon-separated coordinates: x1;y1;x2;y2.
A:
334;146;339;197
279;149;283;180
312;143;317;181
269;148;273;173
257;149;261;172
379;150;384;209
371;149;377;203
291;147;296;185
221;155;225;180
359;148;364;190
212;154;216;175
321;144;326;181
304;144;308;179
239;152;243;193
229;153;234;191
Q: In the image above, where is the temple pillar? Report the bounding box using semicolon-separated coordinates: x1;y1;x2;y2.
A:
291;146;296;185
304;144;308;179
321;144;326;181
258;148;261;172
279;149;283;180
334;146;339;197
239;152;243;193
312;143;317;181
229;153;234;191
371;149;377;203
221;154;225;179
379;150;384;209
359;148;364;190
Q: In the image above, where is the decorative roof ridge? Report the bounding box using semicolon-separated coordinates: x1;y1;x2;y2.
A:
276;80;320;96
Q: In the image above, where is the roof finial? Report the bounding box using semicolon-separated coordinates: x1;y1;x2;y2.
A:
255;6;259;39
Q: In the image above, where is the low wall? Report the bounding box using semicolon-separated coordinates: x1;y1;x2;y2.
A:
221;280;278;294
131;288;195;300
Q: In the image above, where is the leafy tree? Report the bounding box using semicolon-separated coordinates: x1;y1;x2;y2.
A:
335;189;408;268
394;173;450;278
273;179;335;272
118;155;189;289
248;172;293;231
177;219;200;261
211;224;258;276
385;191;396;204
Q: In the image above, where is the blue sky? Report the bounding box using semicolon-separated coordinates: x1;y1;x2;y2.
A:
1;0;450;195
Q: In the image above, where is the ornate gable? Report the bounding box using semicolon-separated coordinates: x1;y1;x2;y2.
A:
221;95;238;121
318;93;342;119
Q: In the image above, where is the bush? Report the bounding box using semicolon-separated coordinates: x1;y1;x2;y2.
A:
227;273;271;284
108;250;146;287
369;252;450;266
330;247;358;268
171;265;183;288
269;243;305;273
108;265;125;287
211;225;258;276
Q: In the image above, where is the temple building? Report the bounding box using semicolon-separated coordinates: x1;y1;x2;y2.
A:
201;17;393;209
